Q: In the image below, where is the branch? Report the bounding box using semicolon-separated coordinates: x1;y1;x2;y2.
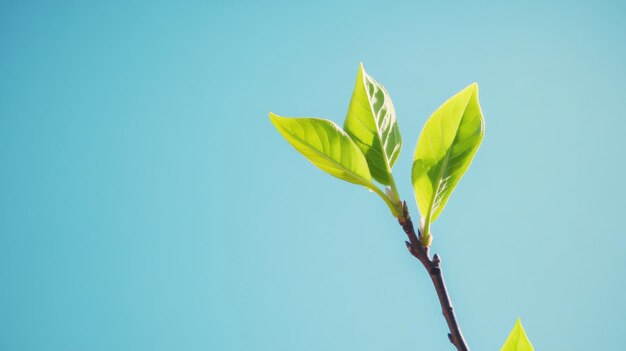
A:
397;201;470;351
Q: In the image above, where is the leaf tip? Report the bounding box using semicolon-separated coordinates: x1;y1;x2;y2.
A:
269;112;286;131
357;62;367;78
467;82;479;93
269;111;280;122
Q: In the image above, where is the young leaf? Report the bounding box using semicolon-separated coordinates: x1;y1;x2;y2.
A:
501;319;534;351
270;113;399;215
412;83;484;244
344;64;402;186
270;112;399;217
270;113;373;186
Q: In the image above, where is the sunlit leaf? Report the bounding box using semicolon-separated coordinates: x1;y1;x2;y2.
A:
270;112;400;215
270;113;373;186
344;64;402;186
501;319;534;351
412;83;484;242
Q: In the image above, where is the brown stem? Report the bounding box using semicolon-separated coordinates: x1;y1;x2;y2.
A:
398;201;470;351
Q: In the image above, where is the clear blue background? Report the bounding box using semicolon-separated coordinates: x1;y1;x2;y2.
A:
1;1;625;350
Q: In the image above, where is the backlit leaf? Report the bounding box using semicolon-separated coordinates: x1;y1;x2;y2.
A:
412;83;484;242
344;64;402;185
501;319;534;351
270;112;375;188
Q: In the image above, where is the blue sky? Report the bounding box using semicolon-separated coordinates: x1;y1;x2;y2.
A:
1;0;625;350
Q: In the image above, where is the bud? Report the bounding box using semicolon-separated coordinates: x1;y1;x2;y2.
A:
423;233;433;246
419;217;433;246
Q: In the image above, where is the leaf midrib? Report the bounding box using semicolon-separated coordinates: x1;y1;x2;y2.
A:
426;141;452;225
287;129;373;186
425;98;472;226
363;71;394;179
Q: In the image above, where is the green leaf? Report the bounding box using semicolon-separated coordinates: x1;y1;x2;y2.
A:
270;113;372;186
344;64;402;186
412;83;484;243
269;113;400;216
501;319;534;351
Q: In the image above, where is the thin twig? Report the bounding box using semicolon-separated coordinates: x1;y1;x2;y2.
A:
397;201;470;351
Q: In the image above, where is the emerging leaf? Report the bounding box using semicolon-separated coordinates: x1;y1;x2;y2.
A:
270;113;400;216
412;83;484;244
501;319;534;351
344;64;402;186
270;113;374;187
